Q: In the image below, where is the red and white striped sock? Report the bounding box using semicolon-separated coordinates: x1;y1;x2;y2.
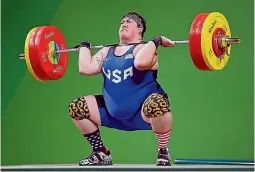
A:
154;130;171;151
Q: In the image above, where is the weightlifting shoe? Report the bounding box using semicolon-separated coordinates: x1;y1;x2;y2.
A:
79;149;113;166
156;148;171;166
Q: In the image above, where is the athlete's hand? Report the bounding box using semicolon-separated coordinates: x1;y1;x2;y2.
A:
73;41;91;50
152;36;175;48
160;36;175;47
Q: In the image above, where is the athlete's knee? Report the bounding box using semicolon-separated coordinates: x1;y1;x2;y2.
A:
68;96;90;120
142;93;170;118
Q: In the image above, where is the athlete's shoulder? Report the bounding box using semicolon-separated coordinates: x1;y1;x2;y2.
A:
131;43;145;57
133;42;158;57
99;46;112;60
101;46;112;53
134;43;146;51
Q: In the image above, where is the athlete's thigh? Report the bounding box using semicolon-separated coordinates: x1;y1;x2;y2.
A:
69;94;131;130
88;94;117;128
69;95;103;125
84;95;103;125
141;93;171;122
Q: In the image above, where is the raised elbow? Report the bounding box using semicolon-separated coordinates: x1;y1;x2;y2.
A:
79;66;91;76
134;59;149;70
79;69;88;76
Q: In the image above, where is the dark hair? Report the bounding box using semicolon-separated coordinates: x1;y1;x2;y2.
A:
122;11;147;38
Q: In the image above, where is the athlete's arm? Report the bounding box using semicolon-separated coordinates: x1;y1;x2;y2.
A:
134;36;175;70
134;42;158;70
78;46;109;76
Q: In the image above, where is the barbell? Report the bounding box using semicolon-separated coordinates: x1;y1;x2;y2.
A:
18;12;241;82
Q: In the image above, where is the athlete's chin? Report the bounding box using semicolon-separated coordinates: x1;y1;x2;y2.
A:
119;33;131;40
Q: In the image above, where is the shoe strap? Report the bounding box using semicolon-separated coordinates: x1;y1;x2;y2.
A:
88;151;105;162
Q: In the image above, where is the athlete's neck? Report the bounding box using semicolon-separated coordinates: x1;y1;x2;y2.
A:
119;37;142;45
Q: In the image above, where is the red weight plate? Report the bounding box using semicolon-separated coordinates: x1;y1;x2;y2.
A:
34;26;68;80
194;13;210;70
189;13;210;70
212;28;226;57
29;26;49;81
189;13;205;61
24;27;44;82
32;26;52;81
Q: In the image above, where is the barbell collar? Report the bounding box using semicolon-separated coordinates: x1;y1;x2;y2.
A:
224;37;241;44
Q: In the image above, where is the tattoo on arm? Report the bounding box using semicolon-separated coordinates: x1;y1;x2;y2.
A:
94;52;104;70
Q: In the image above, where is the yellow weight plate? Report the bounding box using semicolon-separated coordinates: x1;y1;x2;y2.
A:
24;27;44;81
201;12;231;70
48;40;59;65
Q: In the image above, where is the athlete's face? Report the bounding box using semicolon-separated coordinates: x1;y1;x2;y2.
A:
119;17;141;40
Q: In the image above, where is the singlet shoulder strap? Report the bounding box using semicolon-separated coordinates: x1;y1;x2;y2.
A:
105;46;115;59
108;46;115;54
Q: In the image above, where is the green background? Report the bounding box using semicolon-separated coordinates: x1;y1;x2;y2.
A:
1;0;254;165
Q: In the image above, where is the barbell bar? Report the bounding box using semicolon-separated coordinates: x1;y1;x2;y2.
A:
18;37;240;60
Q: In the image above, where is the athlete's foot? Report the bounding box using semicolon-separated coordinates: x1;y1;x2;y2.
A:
156;148;171;166
79;149;113;166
